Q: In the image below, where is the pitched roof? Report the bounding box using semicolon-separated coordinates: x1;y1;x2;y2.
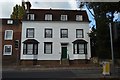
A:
23;9;89;22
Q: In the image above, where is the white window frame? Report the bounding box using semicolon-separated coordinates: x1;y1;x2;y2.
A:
45;29;52;38
61;29;68;38
27;14;35;20
76;29;84;38
4;30;13;40
7;20;13;24
74;44;85;54
26;28;34;38
76;15;83;21
44;43;52;54
61;15;68;21
4;45;12;55
78;44;84;54
45;14;52;21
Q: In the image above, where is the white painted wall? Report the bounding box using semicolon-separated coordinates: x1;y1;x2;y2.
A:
21;21;91;60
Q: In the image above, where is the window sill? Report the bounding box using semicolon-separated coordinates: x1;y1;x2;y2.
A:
4;39;13;40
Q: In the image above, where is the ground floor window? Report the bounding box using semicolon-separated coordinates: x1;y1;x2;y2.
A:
4;45;12;55
74;44;87;54
73;39;88;54
44;42;52;54
23;44;38;55
23;39;39;55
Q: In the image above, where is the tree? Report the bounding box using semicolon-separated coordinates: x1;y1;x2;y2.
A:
79;2;120;59
10;4;25;19
88;26;97;57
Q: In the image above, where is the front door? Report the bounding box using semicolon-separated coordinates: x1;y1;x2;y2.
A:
61;47;67;59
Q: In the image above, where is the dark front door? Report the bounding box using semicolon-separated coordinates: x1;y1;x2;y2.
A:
61;47;67;59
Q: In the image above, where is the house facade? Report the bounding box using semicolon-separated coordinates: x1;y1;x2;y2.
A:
20;2;91;65
1;19;21;65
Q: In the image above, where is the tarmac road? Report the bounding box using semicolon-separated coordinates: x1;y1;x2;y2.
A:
2;68;120;79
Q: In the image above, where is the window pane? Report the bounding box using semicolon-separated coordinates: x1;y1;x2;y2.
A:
44;43;52;54
5;46;11;53
78;44;84;54
45;29;52;38
76;29;83;38
27;14;34;20
7;20;13;24
45;14;52;20
46;44;51;53
75;44;77;54
23;43;38;55
4;45;12;55
61;29;68;38
5;30;13;40
76;15;83;21
61;15;67;21
23;44;26;54
34;44;37;54
27;28;34;38
27;44;33;54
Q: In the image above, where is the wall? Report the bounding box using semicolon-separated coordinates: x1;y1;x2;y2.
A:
21;21;91;60
2;21;22;65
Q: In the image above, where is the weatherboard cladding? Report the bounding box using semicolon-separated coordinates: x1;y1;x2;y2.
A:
23;9;89;22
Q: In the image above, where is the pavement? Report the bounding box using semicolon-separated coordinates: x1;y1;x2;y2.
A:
2;64;102;71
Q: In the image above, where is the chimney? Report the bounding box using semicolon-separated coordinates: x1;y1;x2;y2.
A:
25;0;31;13
22;0;25;9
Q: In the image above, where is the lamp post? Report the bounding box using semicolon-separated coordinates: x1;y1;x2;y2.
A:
109;23;114;66
109;22;115;75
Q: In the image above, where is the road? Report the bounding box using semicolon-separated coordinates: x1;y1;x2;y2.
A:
2;68;120;80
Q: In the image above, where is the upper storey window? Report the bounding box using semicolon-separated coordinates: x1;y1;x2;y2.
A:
4;30;13;40
27;14;35;20
26;28;34;38
61;15;68;21
76;15;83;21
45;14;52;21
7;20;13;24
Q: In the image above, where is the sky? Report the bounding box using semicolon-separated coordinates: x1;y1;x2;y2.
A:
0;0;79;18
0;0;119;28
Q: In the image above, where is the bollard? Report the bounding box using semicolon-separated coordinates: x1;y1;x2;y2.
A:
102;61;110;76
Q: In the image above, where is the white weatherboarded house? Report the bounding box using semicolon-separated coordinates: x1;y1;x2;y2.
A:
20;1;91;65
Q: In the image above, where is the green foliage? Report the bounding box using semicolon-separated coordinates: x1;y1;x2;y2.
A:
80;2;120;59
88;26;97;57
10;4;25;19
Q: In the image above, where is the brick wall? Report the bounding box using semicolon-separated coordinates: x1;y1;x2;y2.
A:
2;19;22;66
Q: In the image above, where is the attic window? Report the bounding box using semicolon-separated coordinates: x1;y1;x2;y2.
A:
61;15;68;21
76;15;83;21
45;14;52;21
7;20;13;24
27;14;35;20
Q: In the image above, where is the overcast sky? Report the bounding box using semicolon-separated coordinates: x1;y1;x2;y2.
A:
0;0;120;28
0;0;79;18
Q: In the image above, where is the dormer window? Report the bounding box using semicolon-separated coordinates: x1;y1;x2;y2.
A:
61;15;68;21
76;15;83;21
27;14;35;20
7;20;13;24
45;14;52;21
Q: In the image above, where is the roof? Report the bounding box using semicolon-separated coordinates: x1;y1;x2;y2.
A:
23;9;89;22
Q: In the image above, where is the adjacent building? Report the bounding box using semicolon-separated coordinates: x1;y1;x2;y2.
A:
20;2;91;65
1;19;21;65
